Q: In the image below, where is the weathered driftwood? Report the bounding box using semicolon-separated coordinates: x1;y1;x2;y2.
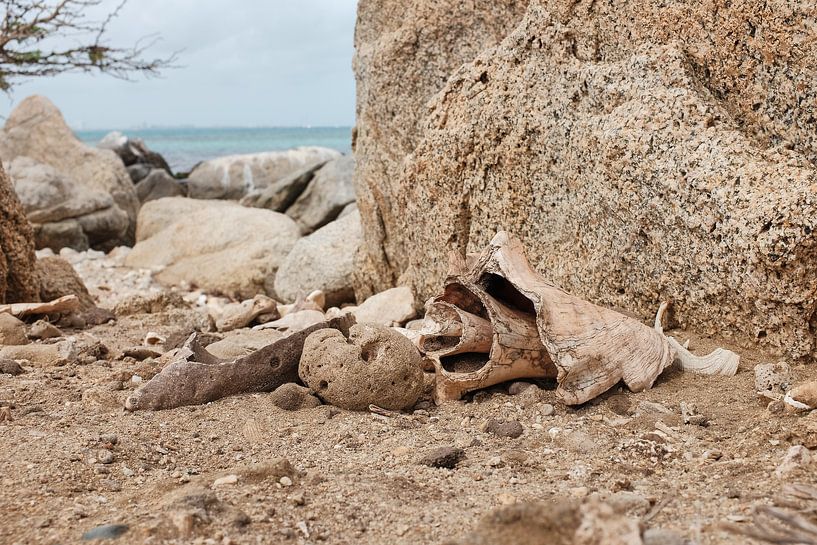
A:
0;295;79;318
125;314;354;411
419;232;739;405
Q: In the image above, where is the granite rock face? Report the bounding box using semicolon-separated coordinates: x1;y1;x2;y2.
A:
0;96;139;247
187;147;341;200
354;0;817;358
0;163;39;304
352;0;531;296
125;197;301;299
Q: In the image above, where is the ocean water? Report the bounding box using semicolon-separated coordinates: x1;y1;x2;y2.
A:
76;126;353;173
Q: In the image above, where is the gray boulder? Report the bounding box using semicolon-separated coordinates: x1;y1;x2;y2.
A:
241;161;326;211
186;147;341;200
126;163;152;184
98;131;172;173
135;170;187;203
285;155;356;234
274;211;362;307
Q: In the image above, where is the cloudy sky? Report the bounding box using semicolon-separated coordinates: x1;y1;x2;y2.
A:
0;0;358;129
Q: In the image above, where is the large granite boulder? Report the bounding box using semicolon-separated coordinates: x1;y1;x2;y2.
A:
285;155;356;234
98;131;172;174
353;0;530;296
0;96;139;247
186;147;341;200
0;163;39;303
7;157;129;251
274;210;362;307
125;197;301;299
353;0;817;359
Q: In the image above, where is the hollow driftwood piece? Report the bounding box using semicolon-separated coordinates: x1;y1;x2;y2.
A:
422;232;674;405
125;314;355;411
0;295;80;318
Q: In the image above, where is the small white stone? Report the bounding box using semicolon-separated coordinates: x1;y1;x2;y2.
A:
212;474;239;487
279;476;293;487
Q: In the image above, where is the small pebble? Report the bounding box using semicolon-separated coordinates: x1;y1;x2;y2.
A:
418;447;465;469
98;450;115;465
213;474;239;487
485;419;524;439
81;523;129;541
279;476;293;487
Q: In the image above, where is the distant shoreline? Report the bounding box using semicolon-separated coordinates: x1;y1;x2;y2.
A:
76;126;353;173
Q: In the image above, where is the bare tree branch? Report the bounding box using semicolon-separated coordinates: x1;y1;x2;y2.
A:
0;0;176;90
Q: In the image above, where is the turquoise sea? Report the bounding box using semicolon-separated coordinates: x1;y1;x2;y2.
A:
76;126;353;173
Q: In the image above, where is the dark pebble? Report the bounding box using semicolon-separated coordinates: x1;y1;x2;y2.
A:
418;447;465;469
81;524;129;540
486;419;524;439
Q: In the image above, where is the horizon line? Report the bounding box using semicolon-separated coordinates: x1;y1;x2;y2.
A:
73;124;355;132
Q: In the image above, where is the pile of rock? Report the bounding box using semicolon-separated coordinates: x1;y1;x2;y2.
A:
98;131;186;204
0;96;139;251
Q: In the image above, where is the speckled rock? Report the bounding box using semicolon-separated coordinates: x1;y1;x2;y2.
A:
269;383;322;411
0;313;28;345
352;286;416;326
352;0;530;299
354;0;817;359
0;163;39;304
299;323;424;411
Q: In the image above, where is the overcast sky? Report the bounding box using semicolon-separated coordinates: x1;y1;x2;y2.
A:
0;0;358;129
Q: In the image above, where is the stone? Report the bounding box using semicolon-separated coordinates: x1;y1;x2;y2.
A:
269;383;322;411
0;359;24;375
6;157;128;251
216;294;279;332
81;523;129;541
755;361;791;392
299;323;424;411
134;170;186;203
285;155;356;234
126;163;152;184
259;310;326;333
125;197;301;299
508;382;536;396
35;256;111;324
27;320;62;340
0;96;139;246
485;419;524;439
352;286;416;326
187;147;341;200
212;474;239;487
0;313;28;345
98;131;172;173
274;211;362;307
0;340;76;367
785;380;817;411
607;491;651;517
205;329;284;359
241;161;327;211
0;163;40;304
353;1;817;360
418;446;465;469
642;529;686;545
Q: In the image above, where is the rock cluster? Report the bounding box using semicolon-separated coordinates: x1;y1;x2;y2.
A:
187;147;341;200
0;96;139;250
0;162;39;303
353;0;817;359
243;155;356;235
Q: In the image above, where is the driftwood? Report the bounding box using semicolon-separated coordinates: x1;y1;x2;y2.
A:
0;295;79;318
125;314;354;411
419;232;739;405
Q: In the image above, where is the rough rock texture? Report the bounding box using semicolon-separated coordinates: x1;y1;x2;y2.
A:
125;198;301;299
0;313;28;345
274;211;362;307
35;256;96;310
8;157;129;251
354;0;817;359
286;156;356;234
0;96;139;247
268;383;322;411
240;161;327;212
187;147;341;200
299;323;424;411
352;0;531;297
0;163;39;304
135;170;187;203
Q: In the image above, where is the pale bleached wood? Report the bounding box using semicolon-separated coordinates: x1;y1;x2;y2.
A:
0;295;80;318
